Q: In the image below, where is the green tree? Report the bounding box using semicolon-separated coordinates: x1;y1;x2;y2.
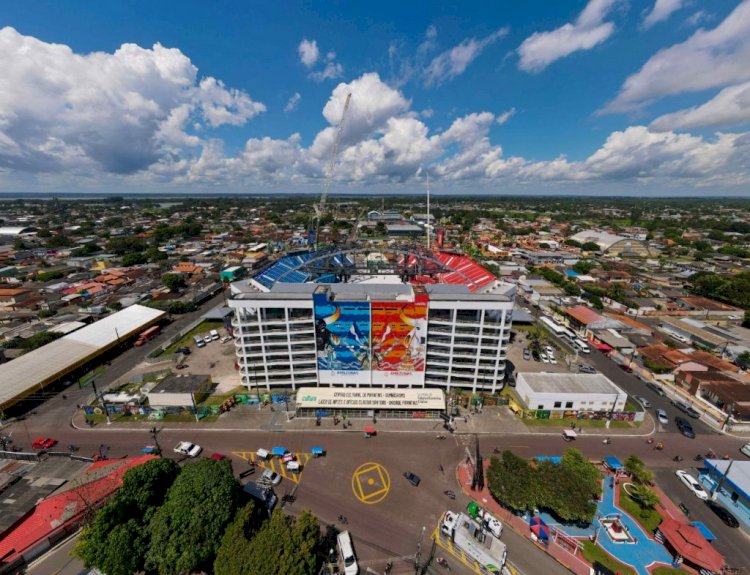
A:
487;451;536;513
736;351;750;370
75;458;180;575
213;503;258;575
624;454;653;485
581;241;601;252
572;260;596;274
145;459;240;575
161;273;185;293
629;484;660;509
122;252;147;266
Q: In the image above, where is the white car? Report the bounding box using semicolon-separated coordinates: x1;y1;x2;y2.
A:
656;409;669;425
549;355;558;365
173;441;202;457
675;470;708;500
540;353;550;364
635;396;651;409
545;345;554;354
262;469;282;485
221;335;233;343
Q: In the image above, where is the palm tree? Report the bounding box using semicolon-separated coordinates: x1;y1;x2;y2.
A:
630;484;660;509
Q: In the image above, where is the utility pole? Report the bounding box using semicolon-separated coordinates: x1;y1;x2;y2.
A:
150;426;162;457
90;380;112;425
711;458;734;499
413;525;425;574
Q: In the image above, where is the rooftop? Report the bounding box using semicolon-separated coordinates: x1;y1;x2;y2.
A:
517;372;626;396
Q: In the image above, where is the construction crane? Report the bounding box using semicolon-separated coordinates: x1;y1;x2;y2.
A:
310;92;352;249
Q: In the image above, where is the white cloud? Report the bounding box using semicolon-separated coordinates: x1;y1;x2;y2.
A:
424;28;508;86
298;39;319;68
496;108;516;125
642;0;686;29
309;61;344;82
0;26;264;174
651;81;750;131
517;0;622;73
301;43;343;82
603;0;750;113
284;92;302;113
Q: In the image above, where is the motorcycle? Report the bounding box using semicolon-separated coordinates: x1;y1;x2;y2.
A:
693;454;704;461
436;556;451;570
444;490;456;499
337;515;348;525
436;434;446;440
602;438;611;445
673;455;683;462
493;447;500;454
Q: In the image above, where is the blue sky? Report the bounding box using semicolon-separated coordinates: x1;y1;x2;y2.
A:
1;0;749;195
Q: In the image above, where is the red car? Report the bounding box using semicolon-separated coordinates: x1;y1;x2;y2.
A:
210;453;227;461
31;437;57;449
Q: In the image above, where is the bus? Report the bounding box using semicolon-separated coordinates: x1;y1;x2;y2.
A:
574;338;591;353
134;325;160;347
561;327;577;341
539;316;566;337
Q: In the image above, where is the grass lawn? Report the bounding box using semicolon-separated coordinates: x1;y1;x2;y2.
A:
581;541;636;575
618;487;664;533
86;412;218;424
157;320;225;356
523;417;608;428
201;386;247;406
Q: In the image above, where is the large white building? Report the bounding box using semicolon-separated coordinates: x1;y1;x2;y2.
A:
515;372;627;413
229;250;515;394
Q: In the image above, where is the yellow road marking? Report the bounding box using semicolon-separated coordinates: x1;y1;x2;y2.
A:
351;462;391;504
231;451;311;485
432;520;485;575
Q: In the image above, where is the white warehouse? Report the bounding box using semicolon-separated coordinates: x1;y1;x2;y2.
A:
515;372;627;413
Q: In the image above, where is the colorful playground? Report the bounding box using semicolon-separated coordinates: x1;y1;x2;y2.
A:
458;453;728;575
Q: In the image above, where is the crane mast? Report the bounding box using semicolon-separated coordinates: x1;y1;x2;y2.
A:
311;92;352;249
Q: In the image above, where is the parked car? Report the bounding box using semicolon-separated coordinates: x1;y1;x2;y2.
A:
532;350;541;362
672;400;701;419
256;448;270;459
403;472;421;486
31;437;57;449
545;345;554;354
704;500;739;528
674;417;696;439
549;355;558;365
656;409;669;425
634;396;651;409
173;441;202;457
741;442;750;458
619;364;633;373
178;347;191;355
578;364;596;374
646;382;666;396
523;348;531;361
540;353;550;364
262;469;282;485
675;470;708;500
209;329;220;341
193;335;206;348
221;335;233;343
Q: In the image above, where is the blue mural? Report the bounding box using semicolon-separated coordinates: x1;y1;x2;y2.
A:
314;294;370;382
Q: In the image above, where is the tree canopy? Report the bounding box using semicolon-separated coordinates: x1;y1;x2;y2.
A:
487;448;601;524
75;458;180;575
145;459;240;575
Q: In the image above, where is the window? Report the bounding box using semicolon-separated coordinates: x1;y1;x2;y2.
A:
537;405;544;410
553;401;562;408
565;401;573;408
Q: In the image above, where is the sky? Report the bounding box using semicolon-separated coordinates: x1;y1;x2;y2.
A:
1;0;750;196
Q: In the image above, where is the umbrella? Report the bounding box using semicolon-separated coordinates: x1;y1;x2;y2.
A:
272;446;288;456
311;446;325;456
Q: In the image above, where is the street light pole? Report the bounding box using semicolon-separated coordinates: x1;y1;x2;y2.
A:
91;380;112;425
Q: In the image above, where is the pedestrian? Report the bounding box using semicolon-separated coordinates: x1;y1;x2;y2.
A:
571;421;576;429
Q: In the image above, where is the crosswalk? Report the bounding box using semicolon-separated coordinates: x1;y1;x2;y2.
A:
231;451;312;484
432;525;487;575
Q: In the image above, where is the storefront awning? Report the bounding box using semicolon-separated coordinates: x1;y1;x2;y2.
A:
295;387;445;410
592;341;614;352
658;518;724;573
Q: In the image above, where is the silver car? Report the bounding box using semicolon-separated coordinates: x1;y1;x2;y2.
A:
656;409;669;425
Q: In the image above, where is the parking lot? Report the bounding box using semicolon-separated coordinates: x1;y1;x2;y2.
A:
174;326;240;392
507;330;582;375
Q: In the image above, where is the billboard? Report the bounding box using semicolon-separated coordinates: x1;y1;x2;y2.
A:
314;294;370;384
371;294;428;385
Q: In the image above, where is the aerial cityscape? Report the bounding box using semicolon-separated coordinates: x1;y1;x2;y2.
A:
1;2;750;575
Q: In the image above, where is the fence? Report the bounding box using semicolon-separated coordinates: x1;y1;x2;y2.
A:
0;450;42;462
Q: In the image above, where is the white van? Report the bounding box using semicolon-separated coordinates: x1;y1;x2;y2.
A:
256;448;269;460
574;338;590;353
337;531;359;575
210;329;220;341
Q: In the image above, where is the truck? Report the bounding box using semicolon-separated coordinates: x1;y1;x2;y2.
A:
440;511;506;574
467;502;504;538
134;325;160;347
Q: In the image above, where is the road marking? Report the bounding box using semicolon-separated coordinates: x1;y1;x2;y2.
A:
231;451;311;484
351;462;391;504
432;522;486;575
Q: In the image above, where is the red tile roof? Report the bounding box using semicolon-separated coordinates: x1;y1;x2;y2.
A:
0;455;155;564
564;305;603;326
658;517;724;573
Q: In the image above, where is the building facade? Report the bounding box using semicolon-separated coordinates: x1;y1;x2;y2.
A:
229;281;514;393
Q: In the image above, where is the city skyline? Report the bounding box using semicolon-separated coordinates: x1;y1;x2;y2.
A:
2;0;750;196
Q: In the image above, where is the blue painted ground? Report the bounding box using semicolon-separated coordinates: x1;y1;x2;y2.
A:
535;478;674;575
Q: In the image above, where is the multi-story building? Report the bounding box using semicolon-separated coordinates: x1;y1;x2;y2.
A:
229;251;515;394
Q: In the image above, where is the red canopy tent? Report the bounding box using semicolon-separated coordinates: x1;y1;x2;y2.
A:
363;425;376;436
657;518;725;573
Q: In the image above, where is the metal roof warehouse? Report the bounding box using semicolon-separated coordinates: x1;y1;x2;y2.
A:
0;305;165;411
